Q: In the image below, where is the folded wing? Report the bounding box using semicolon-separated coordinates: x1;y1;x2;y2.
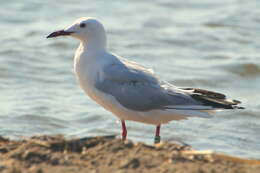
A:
95;57;244;112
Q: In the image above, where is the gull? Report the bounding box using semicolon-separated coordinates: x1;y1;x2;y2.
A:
47;17;244;144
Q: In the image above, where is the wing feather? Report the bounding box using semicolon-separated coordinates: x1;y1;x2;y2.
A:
96;57;244;112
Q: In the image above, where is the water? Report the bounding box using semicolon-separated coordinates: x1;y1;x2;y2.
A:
1;0;260;159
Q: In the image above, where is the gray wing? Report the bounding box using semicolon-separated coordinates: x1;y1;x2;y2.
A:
101;58;159;84
95;59;200;111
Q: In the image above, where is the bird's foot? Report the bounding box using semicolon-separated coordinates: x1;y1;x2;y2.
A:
122;134;127;141
154;135;161;144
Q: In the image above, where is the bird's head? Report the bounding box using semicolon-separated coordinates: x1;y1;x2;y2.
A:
47;17;106;48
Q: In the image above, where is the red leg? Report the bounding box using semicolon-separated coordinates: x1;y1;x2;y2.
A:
121;120;127;141
156;125;160;136
154;125;161;144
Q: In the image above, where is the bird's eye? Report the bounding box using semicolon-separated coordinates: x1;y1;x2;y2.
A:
80;23;86;28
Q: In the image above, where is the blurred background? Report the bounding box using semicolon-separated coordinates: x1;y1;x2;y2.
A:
0;0;260;159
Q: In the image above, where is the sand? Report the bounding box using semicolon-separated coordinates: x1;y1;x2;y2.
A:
0;135;259;173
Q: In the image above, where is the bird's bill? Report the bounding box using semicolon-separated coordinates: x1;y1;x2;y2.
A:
46;30;73;38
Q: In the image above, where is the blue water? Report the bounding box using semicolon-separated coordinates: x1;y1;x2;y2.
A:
1;0;260;159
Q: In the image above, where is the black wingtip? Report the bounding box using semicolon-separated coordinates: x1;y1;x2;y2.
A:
232;99;241;104
235;106;245;109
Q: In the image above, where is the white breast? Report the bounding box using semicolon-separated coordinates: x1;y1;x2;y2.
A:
73;48;145;121
74;49;103;102
74;49;117;110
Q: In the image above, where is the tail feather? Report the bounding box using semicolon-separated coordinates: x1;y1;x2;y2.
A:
180;87;245;110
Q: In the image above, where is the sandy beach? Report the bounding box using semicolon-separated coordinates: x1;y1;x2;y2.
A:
0;135;259;173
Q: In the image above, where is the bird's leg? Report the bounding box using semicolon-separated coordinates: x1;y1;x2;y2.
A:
121;120;127;141
154;125;161;144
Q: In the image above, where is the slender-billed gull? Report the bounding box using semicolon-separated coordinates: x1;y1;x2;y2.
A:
47;17;244;144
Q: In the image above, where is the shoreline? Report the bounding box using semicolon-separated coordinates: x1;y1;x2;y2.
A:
0;135;259;173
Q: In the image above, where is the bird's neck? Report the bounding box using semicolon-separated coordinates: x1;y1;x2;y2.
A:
76;41;107;63
81;35;107;52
